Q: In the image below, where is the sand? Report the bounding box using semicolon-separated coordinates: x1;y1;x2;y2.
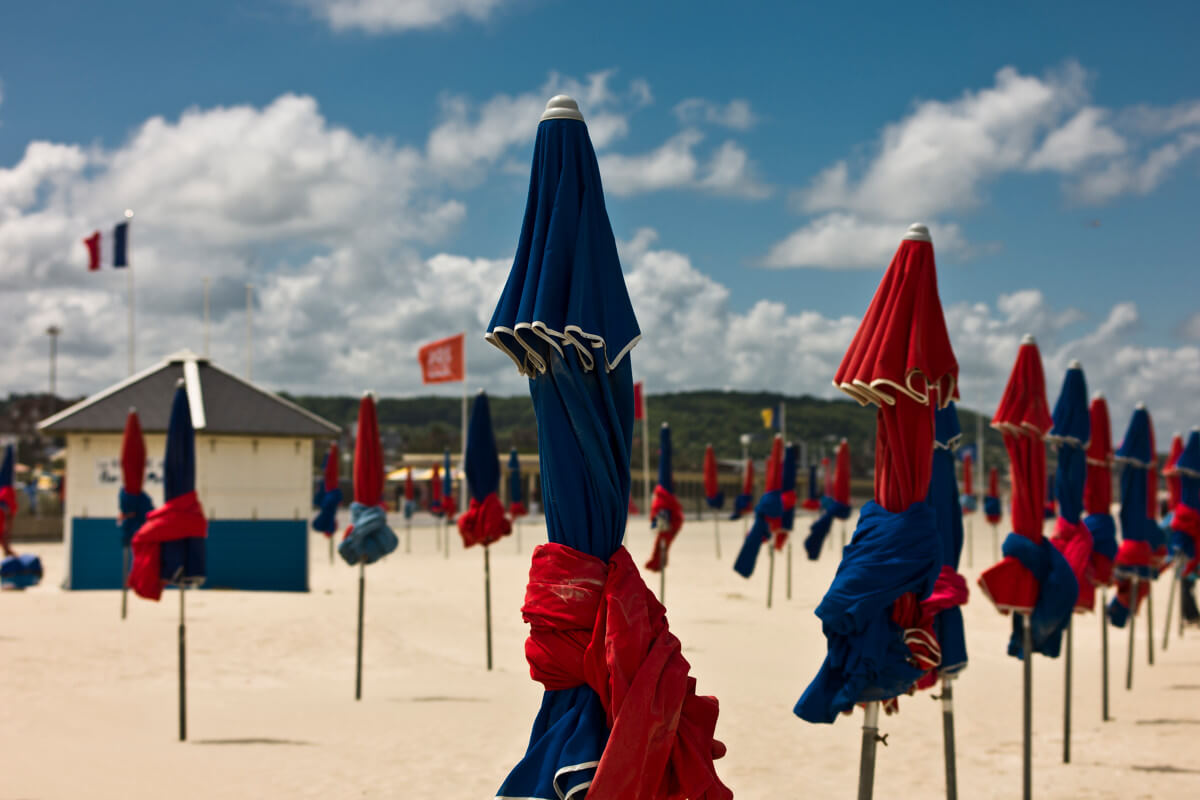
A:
2;512;1196;799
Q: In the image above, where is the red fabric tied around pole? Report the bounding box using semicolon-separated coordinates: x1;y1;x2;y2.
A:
1171;504;1200;577
774;489;797;550
524;543;731;800
457;492;511;548
1114;539;1153;613
128;491;207;601
645;486;684;572
1051;517;1095;611
890;566;968;696
978;339;1053;614
509;501;528;518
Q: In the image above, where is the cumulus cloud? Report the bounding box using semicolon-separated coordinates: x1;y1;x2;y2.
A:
763;214;966;269
616;230;1200;436
768;62;1200;269
426;70;647;179
674;98;759;131
600;130;770;198
300;0;512;33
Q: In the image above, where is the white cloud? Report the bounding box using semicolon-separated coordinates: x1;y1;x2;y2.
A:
300;0;511;33
674;98;759;131
426;71;646;178
600;130;770;198
619;231;1200;436
1028;107;1126;171
763;214;965;269
769;63;1200;269
1069;132;1200;203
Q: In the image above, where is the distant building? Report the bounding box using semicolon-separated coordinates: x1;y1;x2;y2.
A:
0;393;77;464
39;351;340;591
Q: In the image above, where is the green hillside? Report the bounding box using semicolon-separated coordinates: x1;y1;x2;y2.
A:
283;389;1004;477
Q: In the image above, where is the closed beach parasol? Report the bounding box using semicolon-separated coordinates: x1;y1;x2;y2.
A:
805;438;852;559
645;422;685;601
1046;362;1092;763
337;393;398;700
1083;393;1118;719
312;442;342;564
118;409;153;617
795;224;957;800
488;94;730;800
704;443;724;558
128;383;207;740
457;390;513;669
977;336;1076;799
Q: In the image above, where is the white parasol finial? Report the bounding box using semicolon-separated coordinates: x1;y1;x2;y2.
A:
903;223;931;242
541;95;584;123
1068;359;1082;369
1021;334;1036;345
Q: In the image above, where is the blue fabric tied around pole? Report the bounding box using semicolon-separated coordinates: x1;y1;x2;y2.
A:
706;490;725;509
732;490;782;577
804;496;852;560
312;486;342;535
1001;533;1078;659
729;492;752;520
960;493;978;512
930;403;967;674
488;109;637;800
794;500;941;723
118;488;154;547
1085;513;1118;562
337;503;398;565
984;495;1002;519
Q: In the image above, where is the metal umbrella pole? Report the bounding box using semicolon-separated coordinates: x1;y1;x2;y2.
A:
786;539;793;600
766;543;775;609
1063;618;1073;763
355;558;366;700
713;512;721;559
484;545;493;671
1022;613;1033;800
1146;581;1155;666
940;677;958;800
966;518;974;567
857;701;883;800
121;546;130;623
1100;587;1110;721
1126;576;1139;690
658;537;667;604
178;584;187;741
328;535;334;565
1163;562;1179;651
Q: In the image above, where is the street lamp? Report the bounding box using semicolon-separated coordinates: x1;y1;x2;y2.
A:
739;433;752;462
45;326;61;396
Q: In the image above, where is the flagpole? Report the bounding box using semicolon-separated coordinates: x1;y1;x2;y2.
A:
202;277;211;358
245;284;254;380
125;209;135;375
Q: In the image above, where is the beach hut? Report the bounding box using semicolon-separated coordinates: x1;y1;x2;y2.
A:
38;350;339;591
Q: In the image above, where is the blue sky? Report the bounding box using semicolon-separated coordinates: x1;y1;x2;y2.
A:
2;0;1199;431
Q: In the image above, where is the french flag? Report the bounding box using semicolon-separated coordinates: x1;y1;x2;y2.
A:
84;221;130;270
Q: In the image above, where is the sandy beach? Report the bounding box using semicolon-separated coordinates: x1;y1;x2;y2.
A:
3;512;1195;799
